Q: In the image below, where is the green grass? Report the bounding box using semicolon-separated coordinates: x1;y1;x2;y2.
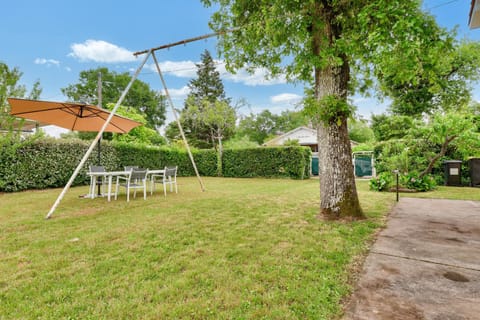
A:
1;178;477;319
400;185;480;201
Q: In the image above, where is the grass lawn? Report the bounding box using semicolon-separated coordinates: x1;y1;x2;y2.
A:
1;178;477;319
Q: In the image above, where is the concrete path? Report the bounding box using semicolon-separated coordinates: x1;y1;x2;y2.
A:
343;197;480;320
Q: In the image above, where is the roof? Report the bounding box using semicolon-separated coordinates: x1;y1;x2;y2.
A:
264;126;317;146
264;126;359;147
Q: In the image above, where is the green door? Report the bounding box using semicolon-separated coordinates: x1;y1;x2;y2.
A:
311;156;319;175
354;156;372;177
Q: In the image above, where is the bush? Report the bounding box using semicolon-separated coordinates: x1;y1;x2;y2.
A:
222;146;311;179
0;138;310;192
369;172;393;191
404;173;436;192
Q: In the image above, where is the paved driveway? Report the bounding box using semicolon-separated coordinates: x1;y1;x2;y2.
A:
343;197;480;320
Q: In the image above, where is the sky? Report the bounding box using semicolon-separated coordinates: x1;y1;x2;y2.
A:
1;0;479;136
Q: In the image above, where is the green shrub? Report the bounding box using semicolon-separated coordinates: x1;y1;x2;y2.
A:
0;139;310;192
404;173;436;192
222;146;311;179
369;172;393;191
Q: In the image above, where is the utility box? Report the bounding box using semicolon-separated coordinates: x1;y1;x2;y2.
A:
468;158;480;187
443;160;462;186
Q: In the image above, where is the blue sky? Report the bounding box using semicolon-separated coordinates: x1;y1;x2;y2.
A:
1;0;479;135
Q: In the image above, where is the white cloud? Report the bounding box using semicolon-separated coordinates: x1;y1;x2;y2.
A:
270;93;302;104
34;58;60;67
217;64;287;86
68;40;136;63
162;86;190;99
147;59;286;86
147;61;197;78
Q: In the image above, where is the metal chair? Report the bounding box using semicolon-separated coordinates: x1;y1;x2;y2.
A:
150;166;178;197
163;166;178;197
115;168;148;202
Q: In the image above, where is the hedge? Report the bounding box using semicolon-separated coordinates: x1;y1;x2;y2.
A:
0;138;311;192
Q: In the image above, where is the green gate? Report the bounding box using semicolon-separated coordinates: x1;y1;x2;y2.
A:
354;155;373;177
311;156;319;175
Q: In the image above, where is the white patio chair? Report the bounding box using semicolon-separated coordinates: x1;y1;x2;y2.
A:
115;168;148;202
150;166;178;197
163;166;178;197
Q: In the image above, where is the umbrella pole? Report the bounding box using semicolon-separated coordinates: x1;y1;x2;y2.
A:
46;50;152;219
97;138;102;196
97;72;102;196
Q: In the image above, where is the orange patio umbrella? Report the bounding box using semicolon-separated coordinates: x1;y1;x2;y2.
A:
8;98;142;133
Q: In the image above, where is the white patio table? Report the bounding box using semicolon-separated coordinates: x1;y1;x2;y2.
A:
88;169;166;201
87;170;129;201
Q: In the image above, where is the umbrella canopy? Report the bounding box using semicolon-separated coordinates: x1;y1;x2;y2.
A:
8;98;142;133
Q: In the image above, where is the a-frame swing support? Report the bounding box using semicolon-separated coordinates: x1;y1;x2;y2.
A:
45;31;224;219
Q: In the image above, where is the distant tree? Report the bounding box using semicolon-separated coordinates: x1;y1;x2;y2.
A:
104;103;166;145
175;49;234;148
223;134;259;149
62;67;167;129
185;98;236;175
370;114;414;142
187;50;229;105
65;103;166;146
276;110;310;133
348;118;374;143
238;109;309;144
0;62;42;130
238;110;278;144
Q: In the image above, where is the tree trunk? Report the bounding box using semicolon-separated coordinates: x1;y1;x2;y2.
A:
315;71;364;220
217;134;223;177
313;3;364;220
418;135;457;179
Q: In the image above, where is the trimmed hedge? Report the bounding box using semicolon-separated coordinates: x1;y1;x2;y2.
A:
0;138;310;192
223;147;311;179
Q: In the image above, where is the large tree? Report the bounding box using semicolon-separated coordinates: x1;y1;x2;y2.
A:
202;0;446;219
62;67;167;129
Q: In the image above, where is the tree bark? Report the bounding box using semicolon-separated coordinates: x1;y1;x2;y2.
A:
217;134;223;177
313;2;364;220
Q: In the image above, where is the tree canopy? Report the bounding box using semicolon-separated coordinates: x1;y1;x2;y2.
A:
62;67;167;129
380;41;480;116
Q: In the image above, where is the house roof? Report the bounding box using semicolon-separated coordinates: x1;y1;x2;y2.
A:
263;125;359;147
469;0;480;29
263;126;317;146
